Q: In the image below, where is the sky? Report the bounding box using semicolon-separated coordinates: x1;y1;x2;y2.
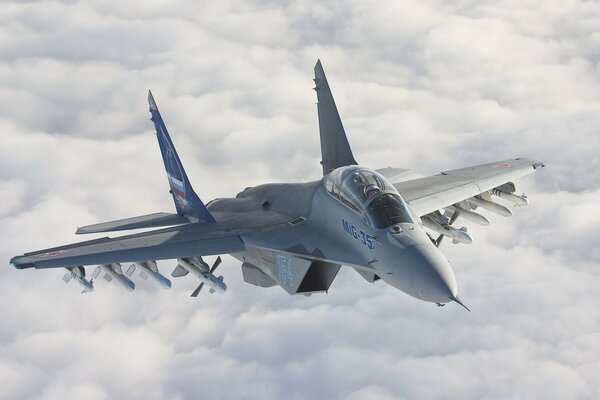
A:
0;0;599;399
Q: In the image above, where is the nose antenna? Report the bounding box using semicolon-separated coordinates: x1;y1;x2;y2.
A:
449;295;471;312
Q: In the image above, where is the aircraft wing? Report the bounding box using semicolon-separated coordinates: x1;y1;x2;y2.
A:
10;223;244;270
11;208;367;271
394;158;545;217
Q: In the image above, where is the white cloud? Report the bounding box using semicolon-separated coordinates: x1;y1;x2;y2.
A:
1;0;599;399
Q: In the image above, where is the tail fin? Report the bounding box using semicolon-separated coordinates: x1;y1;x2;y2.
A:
148;91;215;223
313;60;357;175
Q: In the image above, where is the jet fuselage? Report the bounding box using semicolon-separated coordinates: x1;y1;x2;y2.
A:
209;167;458;304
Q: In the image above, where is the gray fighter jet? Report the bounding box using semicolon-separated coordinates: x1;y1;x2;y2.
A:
10;60;545;309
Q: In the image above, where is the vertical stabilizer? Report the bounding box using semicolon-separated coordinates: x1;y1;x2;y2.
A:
314;60;358;175
148;91;215;223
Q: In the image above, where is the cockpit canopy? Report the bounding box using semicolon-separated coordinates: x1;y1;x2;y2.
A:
324;166;414;229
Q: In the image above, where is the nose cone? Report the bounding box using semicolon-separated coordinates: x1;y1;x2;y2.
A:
410;244;457;303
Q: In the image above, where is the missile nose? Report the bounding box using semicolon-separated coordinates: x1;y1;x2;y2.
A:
124;278;136;292
411;244;458;303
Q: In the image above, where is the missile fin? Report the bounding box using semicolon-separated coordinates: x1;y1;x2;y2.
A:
125;264;136;277
172;264;189;278
91;266;102;280
63;271;73;283
191;282;204;297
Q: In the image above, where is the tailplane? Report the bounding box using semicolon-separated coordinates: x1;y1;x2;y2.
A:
148;91;215;223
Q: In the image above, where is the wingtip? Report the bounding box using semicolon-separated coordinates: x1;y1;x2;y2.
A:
532;160;545;169
10;255;34;269
148;90;157;110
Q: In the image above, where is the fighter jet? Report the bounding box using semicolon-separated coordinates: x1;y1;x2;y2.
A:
10;60;544;310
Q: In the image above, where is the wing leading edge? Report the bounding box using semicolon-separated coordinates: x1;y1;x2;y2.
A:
395;158;544;217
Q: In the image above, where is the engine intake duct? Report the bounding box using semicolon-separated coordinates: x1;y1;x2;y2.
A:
297;261;341;293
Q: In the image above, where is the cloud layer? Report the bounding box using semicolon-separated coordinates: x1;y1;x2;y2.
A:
1;1;599;399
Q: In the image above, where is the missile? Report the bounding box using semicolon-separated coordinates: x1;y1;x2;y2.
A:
63;266;94;293
100;263;135;291
468;196;512;217
491;188;529;206
445;205;490;226
178;257;227;295
132;261;172;289
422;217;473;244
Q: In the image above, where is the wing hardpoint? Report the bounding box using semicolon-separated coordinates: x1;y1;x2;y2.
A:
395;158;545;217
148;91;215;223
314;60;357;175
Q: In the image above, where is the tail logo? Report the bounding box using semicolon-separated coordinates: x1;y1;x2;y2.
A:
160;130;186;200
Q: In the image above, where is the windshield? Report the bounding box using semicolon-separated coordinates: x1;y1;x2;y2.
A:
365;193;414;228
324;166;414;228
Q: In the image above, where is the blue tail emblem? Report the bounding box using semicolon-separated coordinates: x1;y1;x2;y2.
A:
148;91;215;223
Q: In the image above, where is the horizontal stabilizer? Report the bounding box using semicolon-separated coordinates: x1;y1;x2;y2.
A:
77;212;189;234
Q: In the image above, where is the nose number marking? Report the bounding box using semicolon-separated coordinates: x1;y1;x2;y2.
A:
342;219;374;249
